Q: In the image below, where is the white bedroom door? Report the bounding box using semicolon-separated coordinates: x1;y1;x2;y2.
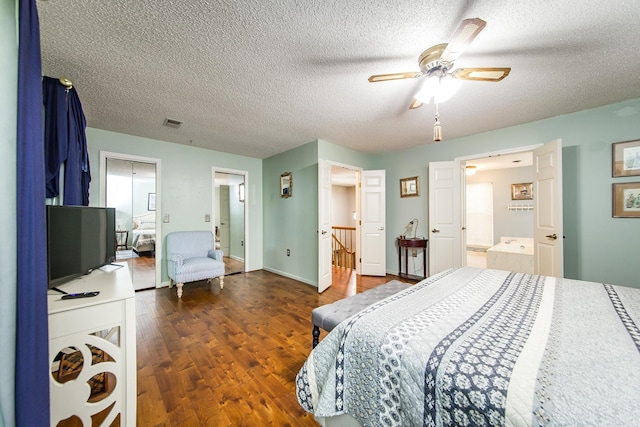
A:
318;159;332;292
533;139;564;277
219;185;231;256
428;160;463;275
360;170;386;276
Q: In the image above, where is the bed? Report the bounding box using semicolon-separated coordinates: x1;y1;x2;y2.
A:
296;267;640;426
131;213;156;255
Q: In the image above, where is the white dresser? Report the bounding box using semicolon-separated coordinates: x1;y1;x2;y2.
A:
48;263;136;426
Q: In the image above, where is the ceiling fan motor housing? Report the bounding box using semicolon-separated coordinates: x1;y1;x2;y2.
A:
418;43;450;76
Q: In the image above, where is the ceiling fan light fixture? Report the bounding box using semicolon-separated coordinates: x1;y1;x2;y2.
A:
415;76;462;104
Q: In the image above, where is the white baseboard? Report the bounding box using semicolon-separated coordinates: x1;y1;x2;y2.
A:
262;267;317;287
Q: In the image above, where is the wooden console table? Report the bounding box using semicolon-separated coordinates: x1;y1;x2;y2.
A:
48;263;136;426
397;237;428;280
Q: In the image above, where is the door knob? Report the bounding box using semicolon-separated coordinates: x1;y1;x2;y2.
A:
432;229;440;233
378;227;384;231
321;230;327;235
545;233;557;240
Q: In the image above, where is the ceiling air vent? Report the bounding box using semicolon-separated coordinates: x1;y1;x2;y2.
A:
163;118;182;129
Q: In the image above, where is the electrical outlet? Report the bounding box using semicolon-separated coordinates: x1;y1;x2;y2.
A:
412;249;418;257
287;249;290;256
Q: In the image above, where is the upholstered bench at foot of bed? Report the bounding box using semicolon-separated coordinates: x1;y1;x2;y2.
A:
311;280;411;348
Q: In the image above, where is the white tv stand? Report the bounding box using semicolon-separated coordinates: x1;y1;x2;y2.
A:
48;263;136;426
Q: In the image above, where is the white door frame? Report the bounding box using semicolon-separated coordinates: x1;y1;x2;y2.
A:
360;170;387;276
318;160;333;292
428;161;463;275
212;167;249;272
456;144;543;164
533;139;564;277
455;143;553;269
99;151;162;288
318;161;363;285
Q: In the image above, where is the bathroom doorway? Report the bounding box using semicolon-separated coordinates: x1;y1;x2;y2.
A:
464;152;533;269
214;170;246;275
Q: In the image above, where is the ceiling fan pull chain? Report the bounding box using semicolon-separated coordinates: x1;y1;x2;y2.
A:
433;103;442;142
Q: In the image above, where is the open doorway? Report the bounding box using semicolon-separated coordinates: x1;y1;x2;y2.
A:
214;171;246;275
331;166;358;274
464;151;534;270
102;154;160;291
319;161;386;292
429;141;562;277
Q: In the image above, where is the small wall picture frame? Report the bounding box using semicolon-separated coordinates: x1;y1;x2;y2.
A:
400;176;419;198
511;182;533;200
612;139;640;177
239;183;245;202
280;172;292;198
147;193;156;211
613;182;640;218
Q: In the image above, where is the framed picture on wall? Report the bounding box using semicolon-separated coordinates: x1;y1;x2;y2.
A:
612;139;640;177
281;172;292;198
400;176;420;198
511;182;533;200
613;182;640;217
148;193;156;211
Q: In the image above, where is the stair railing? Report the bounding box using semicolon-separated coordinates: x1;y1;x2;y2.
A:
332;226;356;270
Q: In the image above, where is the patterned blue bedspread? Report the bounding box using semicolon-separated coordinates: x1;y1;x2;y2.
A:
296;267;640;426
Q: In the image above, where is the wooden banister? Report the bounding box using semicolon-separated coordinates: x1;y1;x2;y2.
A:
331;226;356;270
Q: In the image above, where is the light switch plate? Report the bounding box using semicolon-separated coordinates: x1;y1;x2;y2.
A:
163;214;170;223
205;214;211;222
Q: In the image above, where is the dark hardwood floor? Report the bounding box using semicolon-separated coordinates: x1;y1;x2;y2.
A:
134;267;414;426
223;257;244;276
117;250;156;291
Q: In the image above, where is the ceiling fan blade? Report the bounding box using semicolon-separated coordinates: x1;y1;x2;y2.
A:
368;72;423;82
409;98;423;109
440;18;487;64
451;67;511;81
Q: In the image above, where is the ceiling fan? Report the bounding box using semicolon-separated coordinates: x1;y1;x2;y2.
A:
368;18;511;140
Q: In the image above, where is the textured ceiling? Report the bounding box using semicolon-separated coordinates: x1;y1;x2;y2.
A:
38;0;640;159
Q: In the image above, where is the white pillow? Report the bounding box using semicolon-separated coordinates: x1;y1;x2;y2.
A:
133;215;155;230
137;220;155;230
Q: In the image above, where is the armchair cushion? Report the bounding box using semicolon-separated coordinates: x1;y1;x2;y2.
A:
166;231;225;298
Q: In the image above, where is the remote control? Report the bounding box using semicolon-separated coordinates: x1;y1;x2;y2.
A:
61;291;100;299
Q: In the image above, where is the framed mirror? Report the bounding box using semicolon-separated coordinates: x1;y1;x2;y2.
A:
400;176;419;198
281;172;292;198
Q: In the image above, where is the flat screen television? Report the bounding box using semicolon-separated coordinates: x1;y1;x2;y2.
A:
46;205;116;289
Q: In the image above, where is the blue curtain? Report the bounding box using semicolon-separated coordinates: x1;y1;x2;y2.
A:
16;0;50;425
42;76;68;199
42;76;91;206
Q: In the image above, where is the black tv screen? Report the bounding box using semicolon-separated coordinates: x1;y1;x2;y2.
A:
46;205;116;288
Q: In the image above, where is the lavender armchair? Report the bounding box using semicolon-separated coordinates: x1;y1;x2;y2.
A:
166;231;225;298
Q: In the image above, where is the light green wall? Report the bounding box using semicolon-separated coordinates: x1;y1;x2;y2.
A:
318;139;377;169
263;140;375;286
263;141;319;284
0;1;17;424
379;98;640;288
86;128;263;282
262;139;376;285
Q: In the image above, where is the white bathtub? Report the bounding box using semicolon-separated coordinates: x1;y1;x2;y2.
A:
486;237;534;274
